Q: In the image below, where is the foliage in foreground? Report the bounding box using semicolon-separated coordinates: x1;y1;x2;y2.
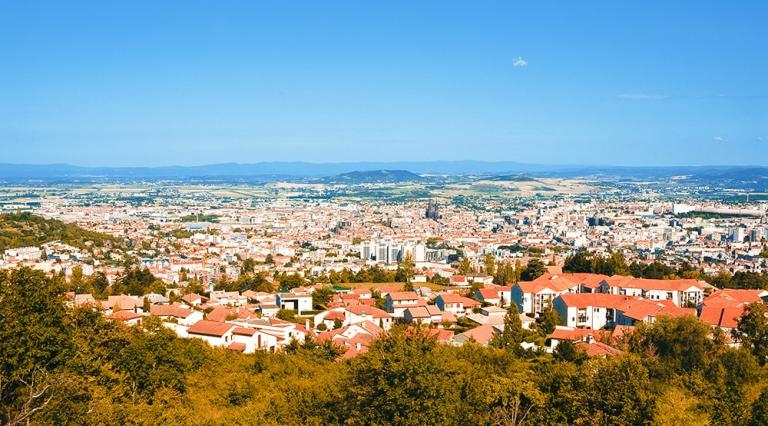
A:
1;268;768;425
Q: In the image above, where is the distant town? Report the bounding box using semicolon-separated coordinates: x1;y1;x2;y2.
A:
1;172;767;355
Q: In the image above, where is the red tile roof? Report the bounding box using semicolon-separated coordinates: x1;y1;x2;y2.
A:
232;327;256;336
346;304;392;318
437;293;480;307
457;324;499;345
557;293;631;309
388;291;421;301
187;320;235;337
228;342;246;352
150;304;194;318
107;310;143;321
516;273;580;293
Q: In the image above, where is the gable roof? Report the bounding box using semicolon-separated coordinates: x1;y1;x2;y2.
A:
516;273;580;293
187;320;235;337
387;291;421;301
457;324;499;345
150;304;195;318
437;293;480;307
607;276;703;292
557;293;632;309
699;305;747;329
345;304;392;318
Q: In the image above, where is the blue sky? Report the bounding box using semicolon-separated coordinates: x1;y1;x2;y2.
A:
1;1;766;166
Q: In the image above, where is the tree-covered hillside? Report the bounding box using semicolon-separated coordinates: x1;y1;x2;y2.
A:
0;212;119;251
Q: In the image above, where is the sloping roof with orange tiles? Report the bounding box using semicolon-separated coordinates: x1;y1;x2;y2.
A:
187;320;235;337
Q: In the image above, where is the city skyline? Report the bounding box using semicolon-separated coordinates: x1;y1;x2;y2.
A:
2;1;767;167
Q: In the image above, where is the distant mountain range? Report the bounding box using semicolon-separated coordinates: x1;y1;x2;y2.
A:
0;162;766;190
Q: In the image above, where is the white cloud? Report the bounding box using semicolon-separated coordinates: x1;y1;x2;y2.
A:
617;93;670;100
512;56;528;67
713;136;727;143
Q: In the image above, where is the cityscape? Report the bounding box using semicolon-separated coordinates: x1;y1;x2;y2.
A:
2;1;767;425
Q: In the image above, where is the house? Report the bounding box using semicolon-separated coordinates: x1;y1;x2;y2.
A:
209;290;248;307
145;292;169;304
206;306;233;322
314;305;394;330
232;317;308;347
453;324;501;347
548;326;601;350
345;304;393;330
547;326;622;357
231;326;280;353
187;320;236;347
258;302;280;317
65;292;96;308
315;321;385;359
574;339;623;357
403;305;444;325
420;327;455;344
385;291;426;318
106;310;143;326
475;288;502;306
553;293;632;329
473;285;512;306
465;306;516;327
615;299;695;326
182;293;205;307
149;304;203;326
435;293;480;317
602;276;706;307
697;289;768;332
102;295;143;313
511;274;580;317
276;292;313;314
558;273;610;293
314;309;347;330
554;292;696;329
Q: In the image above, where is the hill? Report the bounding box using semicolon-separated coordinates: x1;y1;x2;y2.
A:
0;212;120;251
322;169;425;184
485;174;537;182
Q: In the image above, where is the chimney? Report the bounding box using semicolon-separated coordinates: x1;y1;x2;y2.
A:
305;319;310;330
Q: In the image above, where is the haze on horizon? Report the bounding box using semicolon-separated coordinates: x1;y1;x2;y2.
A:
1;1;766;167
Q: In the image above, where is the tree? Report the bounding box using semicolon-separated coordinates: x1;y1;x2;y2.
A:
563;252;592;273
312;286;335;309
69;265;84;292
553;340;586;364
737;303;768;365
483;253;495;276
537;305;560;335
458;257;472;275
339;327;465;425
521;259;546;281
492;303;524;352
113;267;160;296
586;356;655;425
628;315;713;374
493;261;516;284
241;258;256;274
86;272;109;299
0;268;72;425
750;387;768;426
396;252;415;287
